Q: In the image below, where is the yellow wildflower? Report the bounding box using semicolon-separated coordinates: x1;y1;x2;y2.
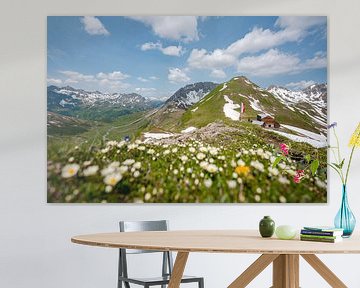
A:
349;122;360;148
235;165;250;176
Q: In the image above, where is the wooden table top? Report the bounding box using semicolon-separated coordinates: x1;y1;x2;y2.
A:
71;230;360;254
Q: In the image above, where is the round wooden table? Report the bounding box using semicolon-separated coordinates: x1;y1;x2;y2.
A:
72;230;360;288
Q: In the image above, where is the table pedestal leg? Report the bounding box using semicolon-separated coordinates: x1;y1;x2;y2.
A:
168;252;189;288
301;254;347;288
272;254;299;288
228;254;279;288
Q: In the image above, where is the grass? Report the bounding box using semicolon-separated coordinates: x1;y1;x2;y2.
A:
48;117;327;203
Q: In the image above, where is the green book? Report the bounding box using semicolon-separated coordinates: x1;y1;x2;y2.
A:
300;234;340;240
300;236;343;243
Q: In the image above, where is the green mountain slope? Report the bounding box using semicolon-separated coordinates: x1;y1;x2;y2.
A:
179;76;324;133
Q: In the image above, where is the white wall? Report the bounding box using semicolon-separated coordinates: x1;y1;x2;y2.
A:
1;0;360;287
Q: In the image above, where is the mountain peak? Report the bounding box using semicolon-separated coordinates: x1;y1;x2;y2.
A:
165;81;218;109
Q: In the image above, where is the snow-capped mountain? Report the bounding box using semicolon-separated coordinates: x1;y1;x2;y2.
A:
48;85;152;108
165;82;218;109
268;84;327;128
47;85;163;122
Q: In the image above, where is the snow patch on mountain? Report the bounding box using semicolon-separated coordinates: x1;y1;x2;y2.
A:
219;83;227;92
181;127;197;133
282;124;327;142
271;130;327;148
223;95;240;121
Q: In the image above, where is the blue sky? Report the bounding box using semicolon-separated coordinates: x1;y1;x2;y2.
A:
47;16;327;99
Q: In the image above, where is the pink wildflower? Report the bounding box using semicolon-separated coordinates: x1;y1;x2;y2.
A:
293;170;305;183
279;143;289;156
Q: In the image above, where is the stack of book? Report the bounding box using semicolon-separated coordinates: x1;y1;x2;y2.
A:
300;226;344;243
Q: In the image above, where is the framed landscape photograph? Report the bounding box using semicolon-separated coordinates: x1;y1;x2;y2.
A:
47;16;328;203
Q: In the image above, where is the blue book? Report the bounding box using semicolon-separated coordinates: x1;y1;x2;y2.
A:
302;226;343;236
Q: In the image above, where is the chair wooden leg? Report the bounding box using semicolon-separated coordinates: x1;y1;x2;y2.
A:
168;252;189;288
228;254;279;288
301;254;347;288
272;254;299;288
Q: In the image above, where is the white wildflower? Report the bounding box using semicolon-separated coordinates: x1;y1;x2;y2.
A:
315;179;327;189
137;145;146;151
83;160;92;167
278;176;290;185
144;193;152;201
123;159;135;166
164;149;170;155
279;196;287;203
83;165;99;176
173;169;179;175
205;164;218;173
256;187;262;194
200;161;209;169
209;148;218;156
189;147;196;153
268;167;279;176
237;159;245;166
105;185;113;193
117;141;126;148
133;162;141;169
254;195;261;202
180;155;188;162
119;166;128;174
186;167;193;173
250;160;265;172
68;157;74;163
172;147;178;153
104;173;122;186
227;180;237;189
127;143;137;150
133;170;140;178
196;152;206;160
147;149;155;154
199;146;208;153
204;178;212;188
61;164;80;178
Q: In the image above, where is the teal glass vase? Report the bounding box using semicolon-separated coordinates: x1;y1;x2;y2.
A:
334;185;356;237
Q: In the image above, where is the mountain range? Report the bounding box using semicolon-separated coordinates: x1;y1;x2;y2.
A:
47;76;327;138
47;85;162;122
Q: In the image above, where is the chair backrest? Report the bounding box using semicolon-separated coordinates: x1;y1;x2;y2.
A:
119;220;169;254
118;220;174;282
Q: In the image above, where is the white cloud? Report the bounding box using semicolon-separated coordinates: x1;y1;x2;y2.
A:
137;77;149;82
135;87;157;93
275;16;327;31
96;71;130;80
286;80;316;90
140;42;184;56
187;16;326;75
80;16;110;36
149;76;159;80
237;49;300;76
64;79;78;84
58;70;131;92
187;48;235;70
47;78;62;85
168;68;190;83
210;69;227;79
128;16;199;42
236;49;327;77
60;70;96;82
